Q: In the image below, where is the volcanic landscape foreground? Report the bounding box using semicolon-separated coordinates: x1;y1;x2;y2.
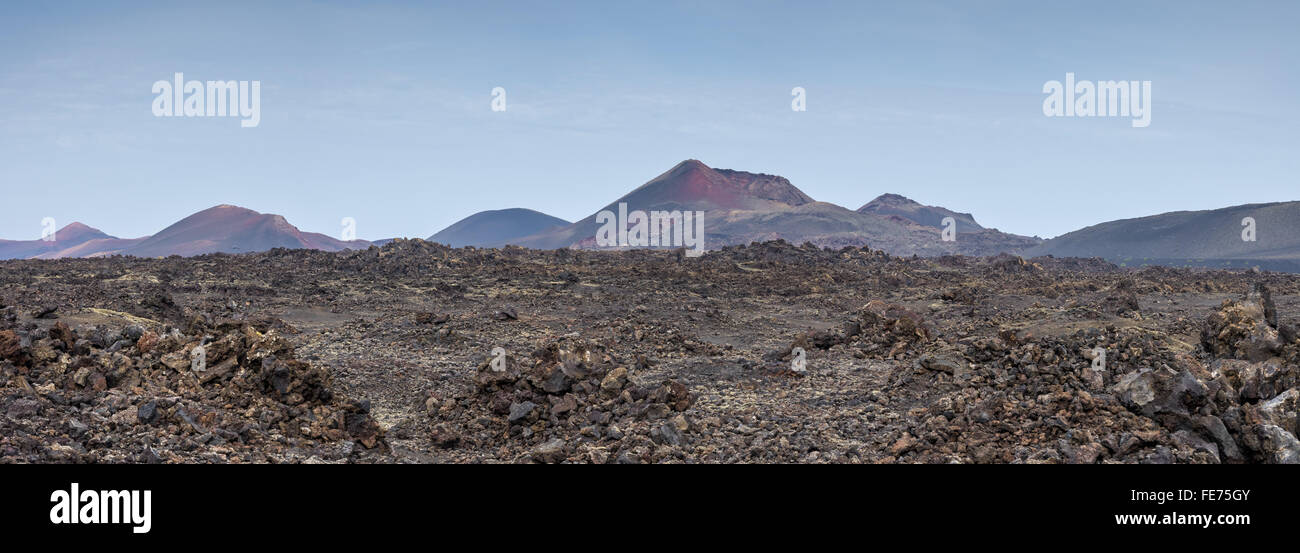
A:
2;239;1298;464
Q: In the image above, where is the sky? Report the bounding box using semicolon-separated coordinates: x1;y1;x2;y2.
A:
1;0;1297;242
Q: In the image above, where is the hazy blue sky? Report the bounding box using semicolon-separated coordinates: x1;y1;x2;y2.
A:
2;1;1297;241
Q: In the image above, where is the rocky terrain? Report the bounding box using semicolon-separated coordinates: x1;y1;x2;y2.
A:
2;239;1298;463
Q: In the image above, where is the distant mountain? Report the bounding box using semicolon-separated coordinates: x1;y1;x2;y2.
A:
616;159;815;210
513;159;816;250
0;206;371;260
511;159;1037;256
34;236;147;259
429;208;569;248
858;193;983;231
117;205;371;257
1025;201;1300;270
0;223;136;260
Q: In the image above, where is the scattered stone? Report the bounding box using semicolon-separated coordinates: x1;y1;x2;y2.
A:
414;312;450;325
0;318;386;463
507;401;537;423
137;400;159;424
532;438;567;463
7;398;41;418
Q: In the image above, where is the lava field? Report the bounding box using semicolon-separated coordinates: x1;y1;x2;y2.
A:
2;239;1298;464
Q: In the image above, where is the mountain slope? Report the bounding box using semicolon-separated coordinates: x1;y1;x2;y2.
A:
119;205;370;257
429;208;569;248
512;159;818;250
857;193;983;230
1025;201;1300;267
34;237;148;259
512;159;1037;256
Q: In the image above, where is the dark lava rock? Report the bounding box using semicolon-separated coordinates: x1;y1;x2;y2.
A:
414;312;450;325
507;401;537;423
7;398;41;418
138;400;159;424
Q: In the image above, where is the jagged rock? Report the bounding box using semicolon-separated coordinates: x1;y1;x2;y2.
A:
0;330;20;361
1256;388;1299;436
1172;430;1220;464
1253;425;1300;464
532;438;567;463
600;367;629;394
1102;279;1141;315
1202;296;1284;361
137;400;158;424
6;398;40;418
507;401;537;423
1211;359;1298;402
1111;367;1207;424
1194;415;1242;463
915;352;967;378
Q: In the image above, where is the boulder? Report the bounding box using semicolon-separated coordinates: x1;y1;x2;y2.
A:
1111;367;1207;425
